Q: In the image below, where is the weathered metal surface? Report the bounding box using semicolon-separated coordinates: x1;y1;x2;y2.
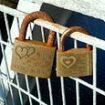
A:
11;11;56;78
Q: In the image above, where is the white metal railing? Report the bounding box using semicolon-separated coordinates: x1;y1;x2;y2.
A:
0;4;105;105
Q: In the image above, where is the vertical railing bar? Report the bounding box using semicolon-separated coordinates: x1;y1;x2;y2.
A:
3;13;12;44
40;25;54;105
0;35;10;79
40;26;54;105
93;47;97;105
0;43;15;105
0;76;47;105
15;72;24;105
0;79;7;105
57;32;66;105
41;26;45;42
57;32;61;49
3;69;14;104
0;68;7;105
0;30;7;105
48;79;53;105
35;77;42;105
74;39;80;105
76;81;80;105
15;17;24;105
29;23;33;40
74;39;78;48
25;75;33;105
60;77;66;105
29;23;43;105
16;17;21;32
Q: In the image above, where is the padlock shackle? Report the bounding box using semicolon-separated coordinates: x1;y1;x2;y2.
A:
60;26;91;51
17;11;55;47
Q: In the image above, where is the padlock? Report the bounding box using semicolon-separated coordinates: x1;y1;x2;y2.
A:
56;26;93;77
11;11;55;78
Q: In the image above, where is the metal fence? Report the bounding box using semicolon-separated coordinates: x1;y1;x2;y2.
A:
0;4;105;105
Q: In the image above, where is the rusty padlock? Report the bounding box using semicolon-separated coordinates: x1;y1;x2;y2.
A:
11;11;55;78
56;26;93;77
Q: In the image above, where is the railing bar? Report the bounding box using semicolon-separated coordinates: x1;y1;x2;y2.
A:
41;26;45;42
70;76;105;96
0;80;7;105
0;5;25;18
40;23;54;105
61;77;66;105
7;80;15;105
0;5;105;50
0;43;15;105
15;73;23;105
93;47;97;105
48;79;53;105
0;40;11;46
29;22;42;105
0;5;105;49
0;76;47;105
40;23;53;105
29;23;33;40
35;19;67;35
29;22;43;105
0;68;7;105
76;81;80;105
0;71;9;77
71;32;105;50
74;39;78;48
57;32;66;105
16;17;21;33
35;77;42;105
25;75;33;105
3;13;12;44
57;32;61;50
15;17;24;105
74;39;80;105
34;19;105;51
0;29;12;47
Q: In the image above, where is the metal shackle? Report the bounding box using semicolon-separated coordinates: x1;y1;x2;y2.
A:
60;26;91;51
17;11;55;47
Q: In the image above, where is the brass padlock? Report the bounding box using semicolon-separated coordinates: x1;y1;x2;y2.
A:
56;26;93;77
11;11;55;78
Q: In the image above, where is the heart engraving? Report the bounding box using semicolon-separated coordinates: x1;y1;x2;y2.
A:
60;56;76;69
15;46;35;59
27;47;35;57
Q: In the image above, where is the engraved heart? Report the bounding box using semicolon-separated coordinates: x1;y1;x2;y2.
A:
27;47;35;57
15;46;28;59
15;46;35;59
60;56;76;69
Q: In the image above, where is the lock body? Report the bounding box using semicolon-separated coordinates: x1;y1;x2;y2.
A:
57;48;92;77
11;11;55;78
11;39;55;78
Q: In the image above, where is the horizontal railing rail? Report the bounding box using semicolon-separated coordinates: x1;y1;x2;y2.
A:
0;5;105;50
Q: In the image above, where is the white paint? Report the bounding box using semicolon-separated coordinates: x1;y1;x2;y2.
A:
93;47;97;105
35;77;42;105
